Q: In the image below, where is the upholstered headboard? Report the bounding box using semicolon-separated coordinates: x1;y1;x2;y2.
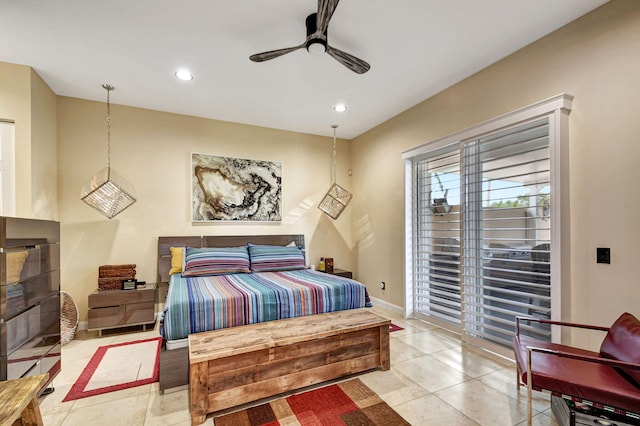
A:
157;234;305;284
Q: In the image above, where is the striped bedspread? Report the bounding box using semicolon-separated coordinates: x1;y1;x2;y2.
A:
160;269;372;341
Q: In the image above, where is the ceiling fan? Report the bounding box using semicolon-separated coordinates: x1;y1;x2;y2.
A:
249;0;370;74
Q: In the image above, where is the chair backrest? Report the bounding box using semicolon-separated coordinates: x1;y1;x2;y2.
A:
599;312;640;385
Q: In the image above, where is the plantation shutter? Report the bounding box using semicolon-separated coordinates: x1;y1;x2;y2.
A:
462;118;551;346
414;149;461;326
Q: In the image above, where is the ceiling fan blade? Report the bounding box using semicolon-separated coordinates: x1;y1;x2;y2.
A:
316;0;340;36
250;44;304;62
327;46;370;74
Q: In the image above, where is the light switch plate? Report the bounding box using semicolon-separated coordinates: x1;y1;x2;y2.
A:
597;247;610;264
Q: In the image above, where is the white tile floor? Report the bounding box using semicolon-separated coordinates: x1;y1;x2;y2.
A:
39;307;559;425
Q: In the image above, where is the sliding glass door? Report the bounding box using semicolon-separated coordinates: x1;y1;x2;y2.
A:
462;118;551;347
405;94;571;353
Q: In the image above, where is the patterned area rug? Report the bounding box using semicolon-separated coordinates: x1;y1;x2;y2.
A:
389;323;404;332
214;378;410;425
62;337;161;402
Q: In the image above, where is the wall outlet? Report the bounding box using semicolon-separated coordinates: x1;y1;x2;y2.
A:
380;281;386;290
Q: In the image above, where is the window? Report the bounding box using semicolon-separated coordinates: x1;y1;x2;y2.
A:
404;94;572;355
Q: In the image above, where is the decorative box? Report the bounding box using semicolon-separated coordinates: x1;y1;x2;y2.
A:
325;258;334;274
98;264;136;291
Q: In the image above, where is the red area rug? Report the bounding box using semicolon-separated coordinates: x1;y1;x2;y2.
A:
62;337;161;402
214;378;409;426
389;323;404;332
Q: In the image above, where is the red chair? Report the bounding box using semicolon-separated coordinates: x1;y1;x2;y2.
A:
512;313;640;425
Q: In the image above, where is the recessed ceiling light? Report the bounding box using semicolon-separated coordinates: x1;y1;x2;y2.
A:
333;103;347;112
175;69;193;81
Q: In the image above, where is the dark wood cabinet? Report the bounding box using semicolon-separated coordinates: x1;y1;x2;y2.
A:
321;268;353;279
88;283;157;336
0;217;60;391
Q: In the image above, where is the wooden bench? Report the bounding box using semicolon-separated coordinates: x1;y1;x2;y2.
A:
188;308;390;425
0;373;48;426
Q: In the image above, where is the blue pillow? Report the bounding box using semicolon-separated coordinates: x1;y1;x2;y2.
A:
248;244;305;272
182;246;250;277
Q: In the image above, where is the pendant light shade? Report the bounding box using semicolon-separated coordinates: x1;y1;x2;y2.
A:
318;182;352;220
318;125;352;220
81;84;137;219
81;167;136;219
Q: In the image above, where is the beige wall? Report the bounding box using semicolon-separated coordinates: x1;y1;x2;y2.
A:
57;97;354;321
30;69;58;220
0;61;57;219
5;0;640;348
351;0;640;348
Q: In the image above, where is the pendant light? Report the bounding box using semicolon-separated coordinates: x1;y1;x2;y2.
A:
318;125;352;220
80;84;137;219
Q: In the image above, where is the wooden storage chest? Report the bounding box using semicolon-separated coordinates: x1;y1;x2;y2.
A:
188;308;390;425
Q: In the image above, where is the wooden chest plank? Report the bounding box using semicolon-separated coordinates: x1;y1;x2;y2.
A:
189;309;389;363
188;308;390;425
206;354;382;413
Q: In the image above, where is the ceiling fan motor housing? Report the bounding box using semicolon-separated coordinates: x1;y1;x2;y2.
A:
305;13;327;54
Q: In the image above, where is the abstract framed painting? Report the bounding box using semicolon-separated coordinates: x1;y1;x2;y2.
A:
191;153;282;222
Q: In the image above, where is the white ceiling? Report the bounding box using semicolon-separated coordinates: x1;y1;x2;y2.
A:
1;0;608;139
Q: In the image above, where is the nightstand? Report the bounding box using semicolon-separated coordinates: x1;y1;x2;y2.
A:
88;283;157;336
321;269;353;279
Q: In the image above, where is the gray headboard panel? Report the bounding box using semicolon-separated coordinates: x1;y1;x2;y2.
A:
157;234;305;284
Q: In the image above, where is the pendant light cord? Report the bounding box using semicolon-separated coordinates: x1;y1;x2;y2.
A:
331;124;338;184
103;84;114;171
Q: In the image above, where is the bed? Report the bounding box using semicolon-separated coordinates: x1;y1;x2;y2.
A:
156;235;372;392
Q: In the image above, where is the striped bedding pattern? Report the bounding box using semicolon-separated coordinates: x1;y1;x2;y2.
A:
248;244;305;272
182;246;250;276
160;269;372;341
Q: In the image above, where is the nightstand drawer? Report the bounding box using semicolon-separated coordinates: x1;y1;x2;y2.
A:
320;269;352;279
88;288;155;308
88;305;125;329
331;269;352;279
125;302;154;324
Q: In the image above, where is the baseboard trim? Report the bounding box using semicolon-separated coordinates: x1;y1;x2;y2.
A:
369;297;403;316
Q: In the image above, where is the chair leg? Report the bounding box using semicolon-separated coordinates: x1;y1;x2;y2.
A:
516;367;521;390
526;348;533;426
527;379;533;426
